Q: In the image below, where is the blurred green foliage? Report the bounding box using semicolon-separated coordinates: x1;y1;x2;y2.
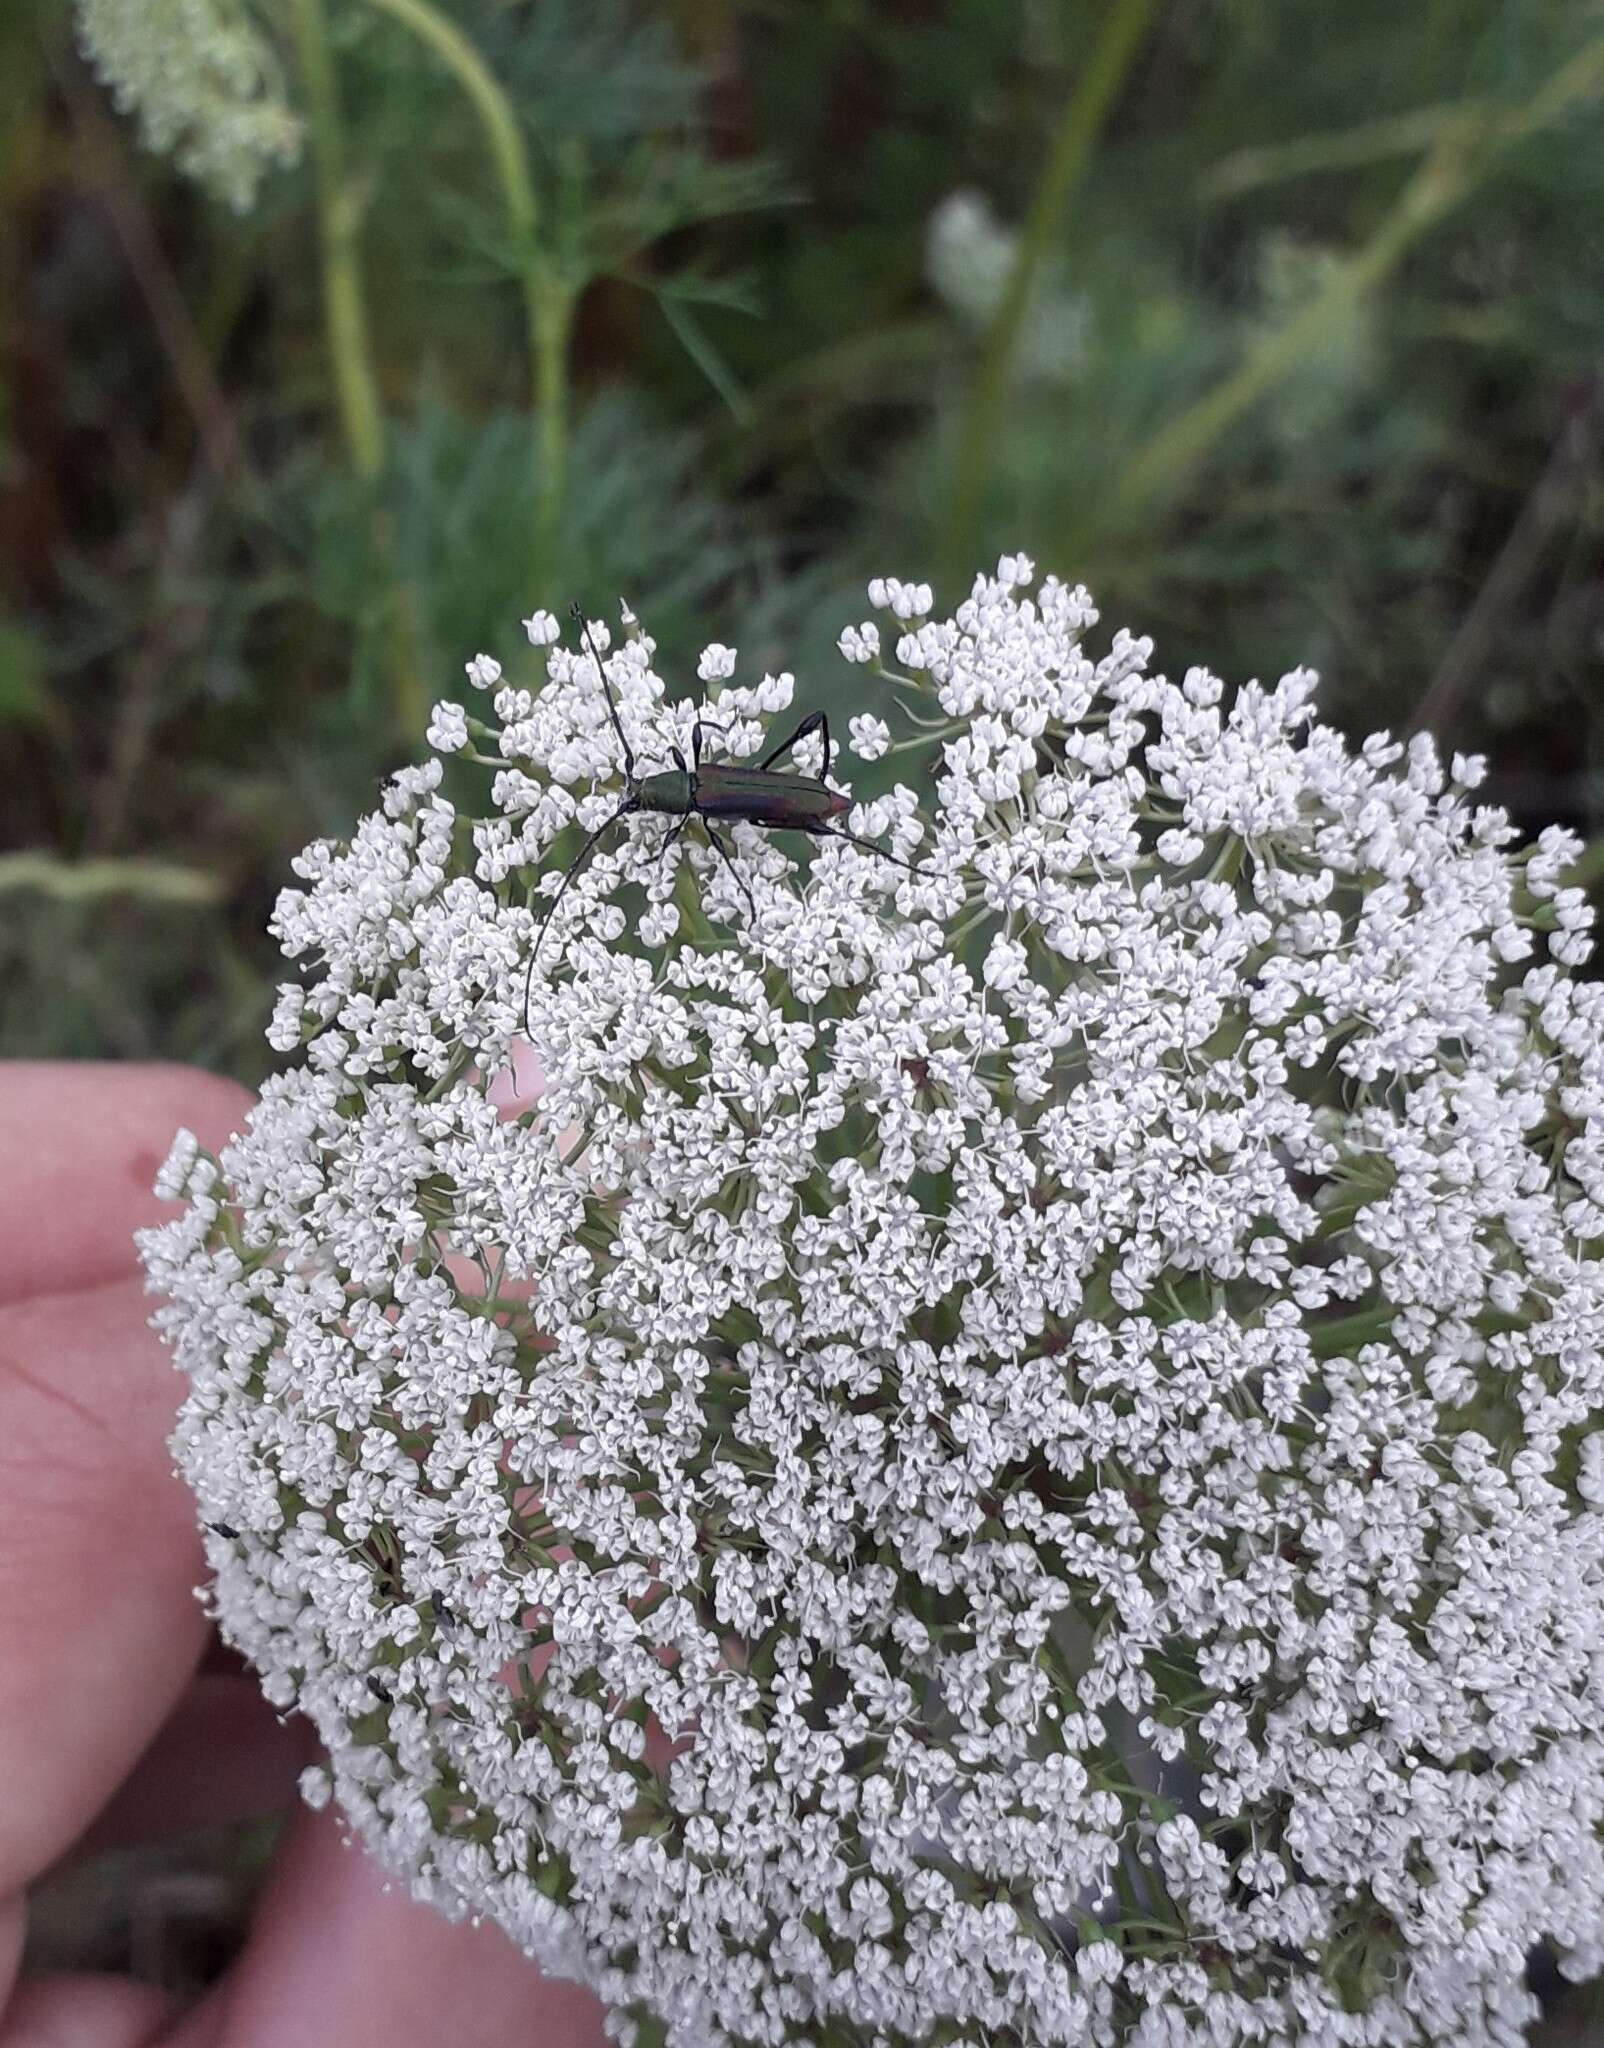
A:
2;0;1602;1078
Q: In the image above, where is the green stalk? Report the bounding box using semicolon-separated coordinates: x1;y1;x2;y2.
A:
1307;1304;1397;1360
0;852;224;903
1565;837;1604;892
366;0;572;600
1087;126;1475;544
941;0;1156;588
287;0;428;743
287;0;385;481
1200;101;1471;201
1072;35;1604;556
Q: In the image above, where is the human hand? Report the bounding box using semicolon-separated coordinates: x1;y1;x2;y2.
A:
0;1061;612;2048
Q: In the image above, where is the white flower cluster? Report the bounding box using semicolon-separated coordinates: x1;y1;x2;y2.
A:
77;0;302;211
926;192;1089;383
139;560;1604;2048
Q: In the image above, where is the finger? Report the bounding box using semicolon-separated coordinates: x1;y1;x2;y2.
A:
485;1041;545;1115
63;1677;314;1866
0;1972;178;2048
0;1064;251;1308
0;1901;23;2034
0;1282;208;1891
162;1809;611;2048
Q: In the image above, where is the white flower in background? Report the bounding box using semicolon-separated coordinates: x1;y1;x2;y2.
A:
927;190;1090;382
141;562;1604;2048
76;0;302;211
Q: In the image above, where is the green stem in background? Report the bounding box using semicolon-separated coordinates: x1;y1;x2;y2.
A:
1070;35;1604;558
365;0;573;602
0;852;225;903
286;0;385;481
940;0;1156;589
1094;127;1475;545
1199;100;1471;201
287;0;427;743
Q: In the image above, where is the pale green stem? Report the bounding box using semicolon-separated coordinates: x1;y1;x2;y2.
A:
1566;838;1604;892
286;0;429;743
941;0;1157;587
1200;100;1471;200
1089;125;1476;545
1307;1304;1397;1360
1075;36;1604;553
286;0;385;481
365;0;573;600
0;852;224;903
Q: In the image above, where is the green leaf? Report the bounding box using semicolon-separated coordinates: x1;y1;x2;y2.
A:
0;620;46;728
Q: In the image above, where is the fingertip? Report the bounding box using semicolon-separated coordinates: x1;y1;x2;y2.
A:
181;1808;611;2048
0;1969;179;2048
0;1063;252;1306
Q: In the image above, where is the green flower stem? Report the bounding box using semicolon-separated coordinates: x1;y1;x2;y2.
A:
1075;35;1604;554
365;0;573;601
1565;836;1604;892
1097;128;1473;543
1200;101;1472;200
940;0;1157;588
0;851;224;902
286;0;428;742
286;0;385;482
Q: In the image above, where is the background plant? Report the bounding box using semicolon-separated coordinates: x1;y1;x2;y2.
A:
3;0;1603;1078
4;0;1604;2031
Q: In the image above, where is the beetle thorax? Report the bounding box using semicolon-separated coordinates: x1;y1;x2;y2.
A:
637;767;696;816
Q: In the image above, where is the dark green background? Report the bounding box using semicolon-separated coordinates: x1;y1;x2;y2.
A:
2;0;1601;1088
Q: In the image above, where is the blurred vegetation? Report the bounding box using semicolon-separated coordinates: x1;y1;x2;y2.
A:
1;0;1602;1082
6;6;1604;2029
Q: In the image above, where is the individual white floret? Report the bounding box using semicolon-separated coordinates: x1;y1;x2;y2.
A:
425;701;468;754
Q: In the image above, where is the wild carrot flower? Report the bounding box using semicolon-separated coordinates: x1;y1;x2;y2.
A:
76;0;301;209
141;560;1604;2046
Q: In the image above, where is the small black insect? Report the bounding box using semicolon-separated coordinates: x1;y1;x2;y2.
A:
522;605;921;1030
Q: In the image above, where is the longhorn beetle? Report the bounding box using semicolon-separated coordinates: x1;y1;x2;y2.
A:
522;604;923;1030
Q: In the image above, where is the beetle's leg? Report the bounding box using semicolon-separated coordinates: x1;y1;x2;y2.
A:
701;821;757;918
756;709;832;779
522;804;631;1034
655;812;693;869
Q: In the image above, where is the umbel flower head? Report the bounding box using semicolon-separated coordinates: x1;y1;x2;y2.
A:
76;0;302;210
140;560;1604;2048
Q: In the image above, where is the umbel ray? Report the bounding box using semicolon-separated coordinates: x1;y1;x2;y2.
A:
522;604;924;1030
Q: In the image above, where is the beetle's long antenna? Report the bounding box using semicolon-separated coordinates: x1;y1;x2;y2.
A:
816;825;927;875
569;601;636;780
522;803;632;1034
